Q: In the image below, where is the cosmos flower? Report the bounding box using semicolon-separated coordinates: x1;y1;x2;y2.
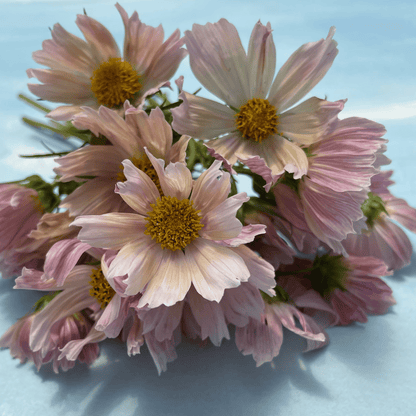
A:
55;103;190;216
271;117;386;253
0;184;44;278
299;253;395;325
172;19;342;189
343;170;416;270
27;3;187;120
72;155;270;309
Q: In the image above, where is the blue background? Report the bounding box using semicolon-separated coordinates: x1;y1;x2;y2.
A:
1;1;415;415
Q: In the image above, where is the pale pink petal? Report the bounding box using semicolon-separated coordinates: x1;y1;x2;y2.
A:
72;213;147;250
144;331;178;375
124;314;144;356
146;150;192;199
43;239;92;286
205;133;245;168
274;303;326;342
139;30;187;95
235;316;283;367
54;145;123;182
75;14;120;62
15;268;57;291
188;288;230;346
301;180;367;250
187;238;250;302
30;288;93;355
218;224;267;247
27;69;92;104
247;21;276;98
138;302;183;342
221;282;265;327
185;19;250;108
171;91;236;139
116;3;163;73
59;177;127;216
231;245;276;295
137;249;193;308
200;193;247;241
268;27;338;112
302;315;329;352
278;98;346;145
115;159;160;214
111;238;161;296
96;295;133;338
58;326;106;361
30;23;95;74
124;107;172;159
191;160;231;214
46;105;85;121
239;135;309;190
387;197;416;232
167;135;191;164
72;106;140;157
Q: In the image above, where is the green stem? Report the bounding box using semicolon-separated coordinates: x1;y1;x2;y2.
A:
19;151;70;158
19;94;51;113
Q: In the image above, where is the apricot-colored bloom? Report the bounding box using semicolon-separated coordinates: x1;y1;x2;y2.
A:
27;3;187;120
344;170;416;270
172;19;342;189
55;103;189;216
73;156;270;309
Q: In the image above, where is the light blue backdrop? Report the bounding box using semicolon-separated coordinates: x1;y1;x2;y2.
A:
0;1;415;415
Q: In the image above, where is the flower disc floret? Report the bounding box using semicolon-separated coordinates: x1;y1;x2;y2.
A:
89;267;116;309
145;196;204;251
117;155;163;195
235;98;279;143
90;58;141;107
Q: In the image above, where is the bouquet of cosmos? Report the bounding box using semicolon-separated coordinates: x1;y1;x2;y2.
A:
1;3;415;375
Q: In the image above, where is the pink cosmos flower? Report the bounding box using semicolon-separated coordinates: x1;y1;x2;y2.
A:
0;184;44;278
271;117;386;253
234;280;331;367
0;310;100;373
55;103;190;216
172;19;343;189
0;211;79;280
343;170;416;270
295;253;396;326
72;155;270;309
27;3;187;121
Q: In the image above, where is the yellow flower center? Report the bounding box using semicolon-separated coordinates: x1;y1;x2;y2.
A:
235;98;279;143
117;155;163;195
144;196;204;251
89;267;116;309
90;57;141;107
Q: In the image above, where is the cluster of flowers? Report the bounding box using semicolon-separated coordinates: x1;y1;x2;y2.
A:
1;3;415;374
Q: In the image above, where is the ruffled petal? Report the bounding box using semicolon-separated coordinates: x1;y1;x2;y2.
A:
191;160;231;214
185;19;250;108
200;193;247;241
278;98;346;145
72;213;147;250
59;177;127;216
75;14;120;62
171;90;236;139
137;249;193;308
247;21;276;98
268;27;338;112
115;159;160;215
187;238;250;302
146;150;192;199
